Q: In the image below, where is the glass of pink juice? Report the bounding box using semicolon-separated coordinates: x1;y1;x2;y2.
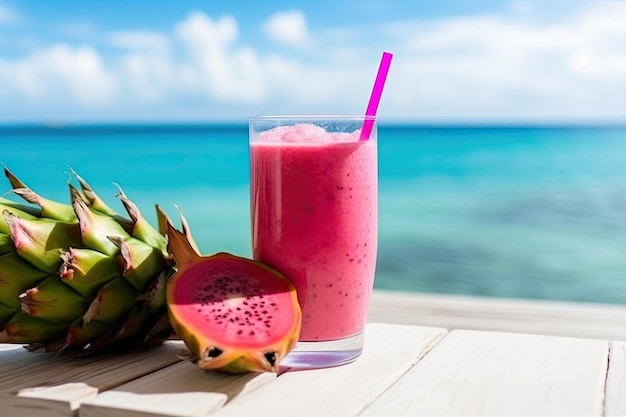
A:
249;116;377;368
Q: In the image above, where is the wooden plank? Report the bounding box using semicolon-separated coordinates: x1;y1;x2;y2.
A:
0;344;24;352
361;329;609;416
5;383;98;417
79;360;277;417
605;341;626;416
369;290;626;341
0;340;186;417
206;323;447;417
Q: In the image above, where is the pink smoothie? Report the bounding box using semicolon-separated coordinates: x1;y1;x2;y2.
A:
250;123;377;341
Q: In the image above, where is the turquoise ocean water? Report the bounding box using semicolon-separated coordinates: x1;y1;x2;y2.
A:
2;124;626;305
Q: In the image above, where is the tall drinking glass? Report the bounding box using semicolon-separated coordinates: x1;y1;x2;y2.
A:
249;116;378;368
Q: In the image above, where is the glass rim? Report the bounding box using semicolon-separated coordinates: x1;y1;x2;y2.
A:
249;115;376;121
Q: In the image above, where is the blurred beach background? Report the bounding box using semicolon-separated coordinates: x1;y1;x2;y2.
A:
1;1;626;305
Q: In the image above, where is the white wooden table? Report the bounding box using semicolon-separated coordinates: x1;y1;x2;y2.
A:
1;322;624;417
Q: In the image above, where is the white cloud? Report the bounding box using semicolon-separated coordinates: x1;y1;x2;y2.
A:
0;43;116;105
118;51;173;103
378;2;626;121
173;11;268;102
0;3;625;122
263;10;309;47
175;11;238;52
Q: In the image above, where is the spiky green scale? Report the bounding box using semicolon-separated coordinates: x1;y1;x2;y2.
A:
72;194;131;256
70;168;125;220
0;252;50;308
3;168;76;222
1;193;41;211
115;305;154;342
137;268;174;314
0;202;39;234
0;233;15;254
4;213;82;273
0;196;40;216
59;247;120;298
116;188;168;252
12;189;77;223
109;236;167;291
82;277;139;325
59;318;112;353
141;311;172;344
20;276;90;325
0;302;15;324
84;305;158;352
0;312;66;343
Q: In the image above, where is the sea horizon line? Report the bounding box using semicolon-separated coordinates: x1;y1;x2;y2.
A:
2;120;626;135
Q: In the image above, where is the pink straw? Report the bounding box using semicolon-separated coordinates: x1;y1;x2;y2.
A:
360;51;393;141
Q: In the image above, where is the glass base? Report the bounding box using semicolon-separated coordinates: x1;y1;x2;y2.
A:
280;332;364;370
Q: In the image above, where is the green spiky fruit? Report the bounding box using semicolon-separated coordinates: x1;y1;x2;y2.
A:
0;167;187;353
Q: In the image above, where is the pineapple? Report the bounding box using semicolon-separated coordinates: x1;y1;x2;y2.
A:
0;167;183;353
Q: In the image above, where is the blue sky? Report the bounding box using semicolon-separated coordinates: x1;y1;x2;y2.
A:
0;0;625;123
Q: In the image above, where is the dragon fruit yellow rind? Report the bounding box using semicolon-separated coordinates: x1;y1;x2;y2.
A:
166;224;302;374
